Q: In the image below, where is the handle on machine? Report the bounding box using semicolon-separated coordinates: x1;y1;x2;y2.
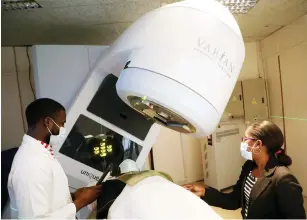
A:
96;164;112;185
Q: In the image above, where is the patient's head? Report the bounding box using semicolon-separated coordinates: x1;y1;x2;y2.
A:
119;159;139;174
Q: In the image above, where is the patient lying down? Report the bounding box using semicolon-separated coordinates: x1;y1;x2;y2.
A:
96;159;221;219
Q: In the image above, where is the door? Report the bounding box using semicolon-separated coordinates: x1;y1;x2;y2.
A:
242;78;268;124
225;81;244;117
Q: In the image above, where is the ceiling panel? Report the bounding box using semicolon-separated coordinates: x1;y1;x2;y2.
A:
2;8;60;26
248;0;305;14
50;4;108;25
103;0;160;23
2;25;51;45
36;0;129;8
253;24;283;38
50;24;117;45
113;22;133;35
267;0;307;25
235;14;282;39
1;0;307;46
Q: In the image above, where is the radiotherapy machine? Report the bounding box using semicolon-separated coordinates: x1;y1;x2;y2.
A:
32;0;245;217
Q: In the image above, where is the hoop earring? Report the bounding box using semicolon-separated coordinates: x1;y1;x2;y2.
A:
252;147;261;155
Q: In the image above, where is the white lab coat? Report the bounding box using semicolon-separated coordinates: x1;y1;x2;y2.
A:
108;176;222;219
8;135;76;219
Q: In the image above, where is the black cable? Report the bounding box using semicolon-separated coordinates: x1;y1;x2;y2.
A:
150;149;155;170
26;46;36;99
13;47;27;133
96;164;112;185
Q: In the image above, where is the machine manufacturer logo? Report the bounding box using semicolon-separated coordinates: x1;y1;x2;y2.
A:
81;170;100;181
195;37;235;77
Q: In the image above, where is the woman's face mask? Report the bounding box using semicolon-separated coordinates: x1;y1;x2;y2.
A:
240;140;261;161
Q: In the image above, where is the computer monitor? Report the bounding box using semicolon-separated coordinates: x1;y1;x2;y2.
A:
52;73;160;190
59;114;144;178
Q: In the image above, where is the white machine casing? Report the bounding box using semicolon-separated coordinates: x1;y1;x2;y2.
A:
32;0;245;190
115;0;245;137
30;0;245;218
48;0;244;188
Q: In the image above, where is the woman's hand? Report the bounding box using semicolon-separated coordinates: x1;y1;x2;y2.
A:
182;184;206;197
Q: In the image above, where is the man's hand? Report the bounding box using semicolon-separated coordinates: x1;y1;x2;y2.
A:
182;184;206;197
73;185;102;211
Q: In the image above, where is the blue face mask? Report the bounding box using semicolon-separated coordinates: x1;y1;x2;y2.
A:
240;142;253;160
240;141;261;161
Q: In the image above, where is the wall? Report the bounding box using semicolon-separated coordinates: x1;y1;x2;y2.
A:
33;45;108;110
1;41;263;181
153;126;186;183
1;47;35;151
261;14;307;196
239;41;264;80
1;46;108;151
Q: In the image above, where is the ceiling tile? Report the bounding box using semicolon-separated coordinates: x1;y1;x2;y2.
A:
270;0;306;13
249;0;305;15
50;4;108;25
266;0;307;25
93;24;120;45
247;0;273;15
36;0;147;8
41;24;119;45
104;0;160;23
244;36;264;42
2;9;60;26
2;25;52;45
2;0;306;45
254;24;283;37
113;22;133;35
160;0;174;6
36;0;118;8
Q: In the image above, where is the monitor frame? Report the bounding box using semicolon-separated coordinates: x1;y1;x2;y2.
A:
52;69;160;190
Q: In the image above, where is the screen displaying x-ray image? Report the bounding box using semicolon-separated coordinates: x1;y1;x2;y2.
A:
59;114;143;174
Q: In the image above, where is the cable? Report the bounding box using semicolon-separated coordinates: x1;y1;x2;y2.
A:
26;46;36;99
13;47;27;133
277;55;287;152
180;133;188;183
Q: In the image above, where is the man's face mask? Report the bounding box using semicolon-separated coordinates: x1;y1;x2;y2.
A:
46;117;66;146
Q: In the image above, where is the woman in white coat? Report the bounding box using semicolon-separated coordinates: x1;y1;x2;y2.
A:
8;98;102;219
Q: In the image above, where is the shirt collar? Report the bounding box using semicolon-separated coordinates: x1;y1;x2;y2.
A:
22;134;55;158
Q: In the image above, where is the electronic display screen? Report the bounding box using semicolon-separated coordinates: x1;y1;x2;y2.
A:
59;114;143;174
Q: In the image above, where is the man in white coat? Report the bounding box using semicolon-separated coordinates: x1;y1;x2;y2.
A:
8;98;102;219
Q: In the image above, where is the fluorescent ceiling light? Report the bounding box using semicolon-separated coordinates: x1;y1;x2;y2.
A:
216;0;257;14
2;0;42;11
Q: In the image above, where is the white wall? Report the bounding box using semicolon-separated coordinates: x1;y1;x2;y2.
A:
1;47;35;151
261;14;307;196
1;41;263;184
239;41;264;80
33;45;108;110
1;46;109;151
